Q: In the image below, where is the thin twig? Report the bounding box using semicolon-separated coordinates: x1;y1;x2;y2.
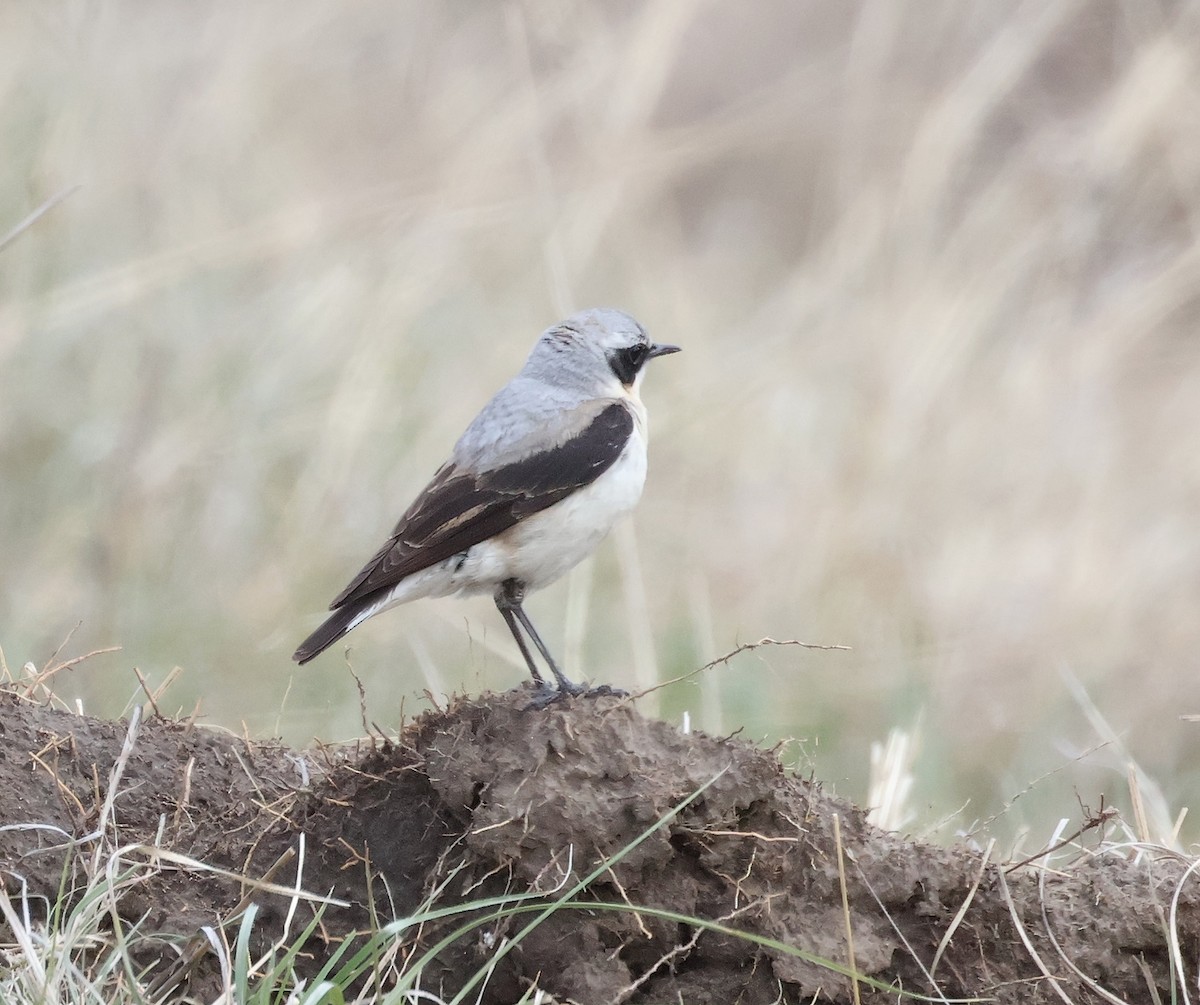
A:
22;645;122;702
132;667;161;717
145;845;299;997
170;756;195;838
995;866;1072;1004
90;706;143;875
855;860;952;1003
968;738;1111;839
346;657;371;737
689;829;799;843
613;898;765;1004
28;751;88;823
1005;803;1116;873
39;622;80;674
629;636;851;701
931;839;993;977
1135;955;1167;1005
832;813;861;1005
605;865;652;939
701;637;852;672
0;185;82;253
1128;764;1150;843
1167;854;1200;1005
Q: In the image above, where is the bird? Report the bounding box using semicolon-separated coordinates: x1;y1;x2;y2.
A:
293;307;680;706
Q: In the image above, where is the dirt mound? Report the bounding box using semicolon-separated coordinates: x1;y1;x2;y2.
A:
0;687;1192;1002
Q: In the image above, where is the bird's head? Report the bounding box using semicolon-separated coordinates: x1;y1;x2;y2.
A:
528;307;680;395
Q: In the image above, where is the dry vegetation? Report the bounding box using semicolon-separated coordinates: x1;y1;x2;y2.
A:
1;679;1195;1003
3;2;1200;850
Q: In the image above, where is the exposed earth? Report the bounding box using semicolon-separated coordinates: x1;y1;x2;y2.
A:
0;685;1193;1003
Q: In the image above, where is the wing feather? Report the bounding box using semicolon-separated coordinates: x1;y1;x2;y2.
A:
328;400;634;611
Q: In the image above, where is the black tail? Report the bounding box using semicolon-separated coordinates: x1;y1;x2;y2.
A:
293;605;361;664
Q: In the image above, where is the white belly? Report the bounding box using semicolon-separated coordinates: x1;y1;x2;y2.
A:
500;431;648;589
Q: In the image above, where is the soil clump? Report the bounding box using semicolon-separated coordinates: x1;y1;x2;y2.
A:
0;687;1189;1002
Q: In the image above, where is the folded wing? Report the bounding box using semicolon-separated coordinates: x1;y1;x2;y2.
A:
293;399;633;663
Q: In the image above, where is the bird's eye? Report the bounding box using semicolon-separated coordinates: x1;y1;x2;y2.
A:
609;343;650;385
623;344;648;370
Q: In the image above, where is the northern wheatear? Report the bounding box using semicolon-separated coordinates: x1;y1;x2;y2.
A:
293;307;679;704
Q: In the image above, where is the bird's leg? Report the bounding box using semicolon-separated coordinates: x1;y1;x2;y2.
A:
496;602;546;687
494;579;584;701
494;579;626;707
494;579;555;701
511;603;586;697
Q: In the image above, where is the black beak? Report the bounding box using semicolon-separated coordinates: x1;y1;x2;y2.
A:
648;343;681;359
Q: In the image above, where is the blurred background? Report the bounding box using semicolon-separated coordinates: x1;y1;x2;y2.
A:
3;1;1199;849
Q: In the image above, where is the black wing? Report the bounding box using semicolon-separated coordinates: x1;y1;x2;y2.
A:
329;400;634;612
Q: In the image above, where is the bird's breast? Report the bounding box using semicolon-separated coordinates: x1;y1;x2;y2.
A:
496;430;649;590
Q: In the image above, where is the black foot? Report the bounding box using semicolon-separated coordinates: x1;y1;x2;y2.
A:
584;683;627;698
521;680;627;711
523;683;569;711
552;676;587;697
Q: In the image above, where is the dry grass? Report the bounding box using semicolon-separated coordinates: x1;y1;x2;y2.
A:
3;2;1200;842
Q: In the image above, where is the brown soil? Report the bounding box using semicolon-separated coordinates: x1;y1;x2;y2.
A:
0;686;1191;1003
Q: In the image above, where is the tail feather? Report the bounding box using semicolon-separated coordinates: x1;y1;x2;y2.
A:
293;605;362;664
